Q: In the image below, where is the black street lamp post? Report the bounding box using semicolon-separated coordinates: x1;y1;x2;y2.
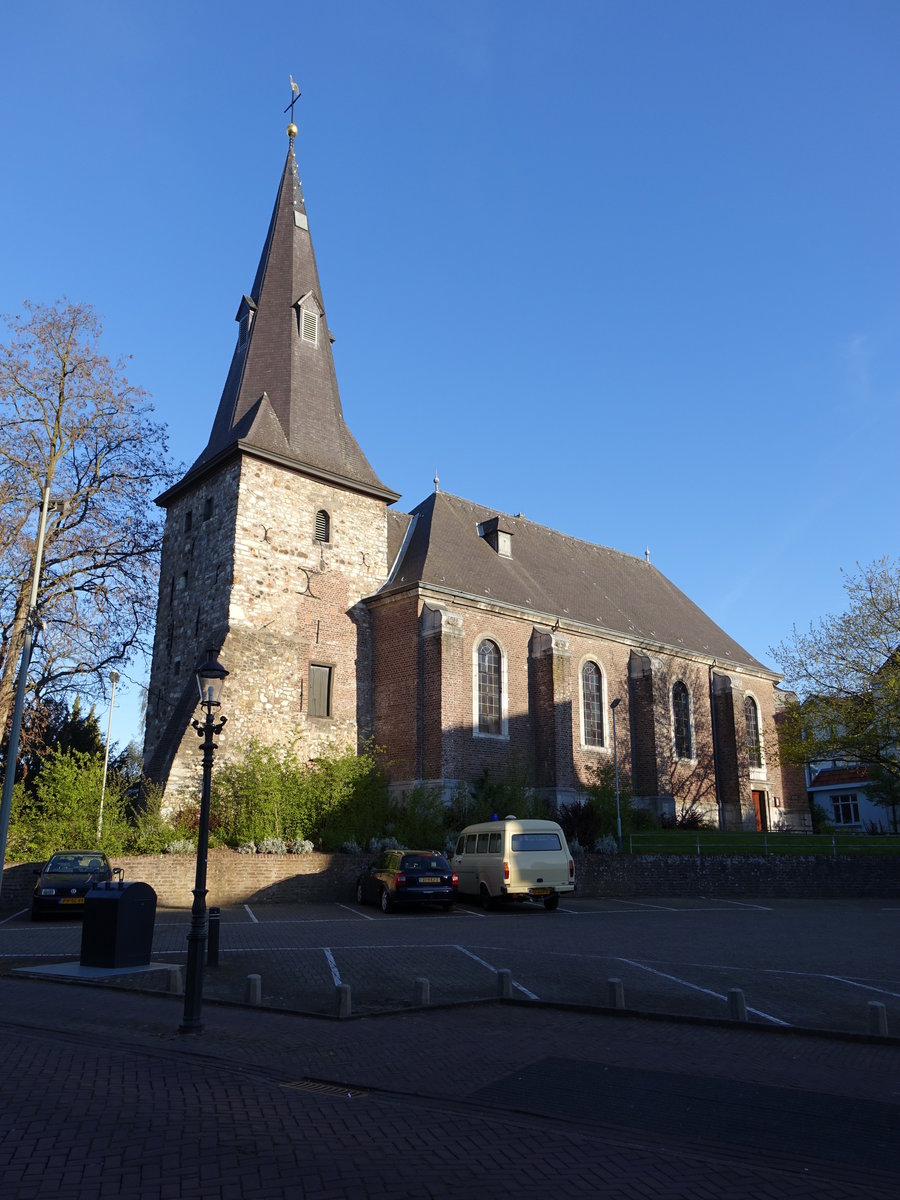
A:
179;654;228;1034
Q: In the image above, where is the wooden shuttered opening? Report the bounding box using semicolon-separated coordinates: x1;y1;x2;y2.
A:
308;665;332;717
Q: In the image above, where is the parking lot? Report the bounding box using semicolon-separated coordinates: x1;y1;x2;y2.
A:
2;894;898;1035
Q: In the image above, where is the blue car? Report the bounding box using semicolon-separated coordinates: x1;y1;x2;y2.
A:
356;849;458;913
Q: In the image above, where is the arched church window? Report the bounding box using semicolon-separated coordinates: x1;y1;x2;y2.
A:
582;661;604;747
314;509;330;543
745;695;763;768
673;681;693;759
477;639;501;736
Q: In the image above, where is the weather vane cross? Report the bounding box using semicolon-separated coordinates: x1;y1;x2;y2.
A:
284;74;301;124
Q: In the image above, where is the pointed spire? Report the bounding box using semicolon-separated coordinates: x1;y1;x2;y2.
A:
169;115;398;505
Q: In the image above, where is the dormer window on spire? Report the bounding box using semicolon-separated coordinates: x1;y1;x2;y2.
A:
301;309;318;346
236;295;257;350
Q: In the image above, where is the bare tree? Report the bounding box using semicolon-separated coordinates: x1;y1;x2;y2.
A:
771;557;900;783
0;300;179;741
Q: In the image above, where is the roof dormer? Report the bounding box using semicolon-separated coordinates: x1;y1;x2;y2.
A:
478;515;514;558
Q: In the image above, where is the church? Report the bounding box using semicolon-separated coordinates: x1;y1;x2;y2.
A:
142;116;808;834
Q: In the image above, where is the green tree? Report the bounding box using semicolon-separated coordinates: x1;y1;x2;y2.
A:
866;766;900;834
772;558;900;787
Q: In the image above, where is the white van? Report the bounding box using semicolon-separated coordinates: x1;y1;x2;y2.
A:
451;817;575;910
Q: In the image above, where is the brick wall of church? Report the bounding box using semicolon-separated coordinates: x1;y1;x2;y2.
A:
367;588;802;830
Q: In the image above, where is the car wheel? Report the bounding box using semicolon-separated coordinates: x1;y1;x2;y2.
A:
30;905;44;921
479;884;494;911
543;894;560;911
380;888;392;914
355;881;365;905
442;903;452;912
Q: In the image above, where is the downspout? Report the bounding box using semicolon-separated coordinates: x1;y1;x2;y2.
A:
708;660;724;830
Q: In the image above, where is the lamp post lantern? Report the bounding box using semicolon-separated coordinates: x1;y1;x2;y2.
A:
610;697;622;850
179;653;228;1034
97;670;120;841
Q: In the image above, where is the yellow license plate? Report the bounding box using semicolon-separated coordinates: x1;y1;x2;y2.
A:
60;897;84;905
420;877;441;883
530;888;551;896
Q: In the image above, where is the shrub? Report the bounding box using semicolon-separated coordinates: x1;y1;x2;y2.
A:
165;838;196;854
258;837;288;855
289;838;315;854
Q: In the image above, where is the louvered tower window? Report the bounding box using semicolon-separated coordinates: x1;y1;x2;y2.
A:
314;509;330;543
301;309;318;346
673;681;693;759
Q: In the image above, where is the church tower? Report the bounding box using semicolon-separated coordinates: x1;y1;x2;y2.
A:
143;116;399;800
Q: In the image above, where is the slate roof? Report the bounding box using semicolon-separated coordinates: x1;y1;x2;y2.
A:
378;491;769;673
159;136;398;505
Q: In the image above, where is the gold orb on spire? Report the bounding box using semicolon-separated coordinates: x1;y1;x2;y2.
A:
287;122;298;139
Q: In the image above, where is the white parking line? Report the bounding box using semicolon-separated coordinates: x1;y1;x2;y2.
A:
821;974;900;999
609;898;678;911
617;956;790;1026
709;899;773;911
454;945;539;1000
323;947;342;986
244;904;259;923
334;902;375;920
0;909;27;925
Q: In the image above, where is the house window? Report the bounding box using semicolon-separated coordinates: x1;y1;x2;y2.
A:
301;309;318;346
308;664;332;718
477;639;501;735
831;793;860;826
582;661;604;747
314;509;331;543
745;696;762;769
673;681;693;759
184;509;193;533
203;497;214;521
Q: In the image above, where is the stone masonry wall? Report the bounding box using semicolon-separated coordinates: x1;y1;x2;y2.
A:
146;454;392;806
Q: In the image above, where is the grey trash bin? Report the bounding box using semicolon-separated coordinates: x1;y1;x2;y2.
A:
80;880;157;968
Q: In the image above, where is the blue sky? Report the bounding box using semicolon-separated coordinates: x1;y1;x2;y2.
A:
2;1;898;750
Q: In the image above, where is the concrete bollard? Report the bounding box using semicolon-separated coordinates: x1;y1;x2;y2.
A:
607;977;625;1009
245;973;262;1006
728;988;748;1022
497;969;512;999
413;977;430;1006
868;1001;888;1036
337;983;352;1018
166;966;183;995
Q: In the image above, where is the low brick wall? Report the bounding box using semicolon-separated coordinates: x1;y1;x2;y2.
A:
4;849;896;908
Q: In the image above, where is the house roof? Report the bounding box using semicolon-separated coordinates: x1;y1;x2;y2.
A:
377;490;769;672
159;132;398;506
808;766;872;790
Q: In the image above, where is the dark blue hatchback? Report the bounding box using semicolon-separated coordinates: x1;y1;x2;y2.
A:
356;849;458;913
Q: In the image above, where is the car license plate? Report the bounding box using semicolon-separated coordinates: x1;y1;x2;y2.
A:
420;876;441;884
60;897;84;905
530;888;551;896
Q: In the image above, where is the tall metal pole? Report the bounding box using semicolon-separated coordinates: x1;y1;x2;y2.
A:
0;486;54;896
97;670;120;841
180;701;226;1034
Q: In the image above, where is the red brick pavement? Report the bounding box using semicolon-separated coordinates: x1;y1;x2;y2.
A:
0;976;897;1199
